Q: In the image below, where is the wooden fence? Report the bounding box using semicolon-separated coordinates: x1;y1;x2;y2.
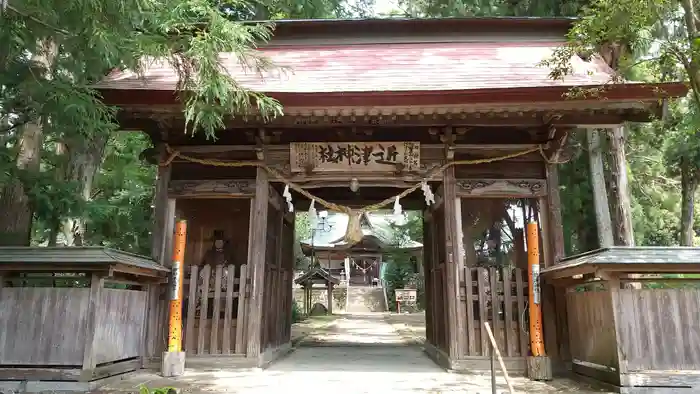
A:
615;288;700;372
183;263;248;355
567;285;700;388
460;266;529;359
0;286;146;375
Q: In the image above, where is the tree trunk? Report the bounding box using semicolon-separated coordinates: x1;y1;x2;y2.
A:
680;159;698;246
60;133;109;246
0;122;43;245
0;41;56;246
587;129;614;248
607;126;635;246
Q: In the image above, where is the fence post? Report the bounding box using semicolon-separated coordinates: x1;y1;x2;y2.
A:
162;219;187;377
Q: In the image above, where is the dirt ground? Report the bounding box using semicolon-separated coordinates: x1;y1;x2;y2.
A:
94;312;612;393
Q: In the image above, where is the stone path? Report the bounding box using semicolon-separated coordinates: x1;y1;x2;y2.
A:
97;313;612;393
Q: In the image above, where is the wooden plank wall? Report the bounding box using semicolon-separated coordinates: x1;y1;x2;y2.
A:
183;264;249;355
614;288;700;372
0;288;91;366
143;284;169;361
260;193;295;353
94;289;148;364
460;267;529;358
566;289;619;371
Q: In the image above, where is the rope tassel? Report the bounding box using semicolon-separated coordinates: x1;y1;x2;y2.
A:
393;196;402;216
421;181;435;206
282;184;294;212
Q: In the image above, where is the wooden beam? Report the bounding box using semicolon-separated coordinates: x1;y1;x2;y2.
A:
117;106;657;130
172;143;542;154
246;167;270;358
168;180;255;198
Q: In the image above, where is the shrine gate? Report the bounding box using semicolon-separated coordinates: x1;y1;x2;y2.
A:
97;18;686;372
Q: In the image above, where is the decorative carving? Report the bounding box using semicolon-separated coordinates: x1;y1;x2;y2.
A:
457;180;498;194
456;179;546;197
168;180;254;197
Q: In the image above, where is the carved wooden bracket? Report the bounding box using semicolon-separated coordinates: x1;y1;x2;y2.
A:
456;179;546;197
168;180;255;198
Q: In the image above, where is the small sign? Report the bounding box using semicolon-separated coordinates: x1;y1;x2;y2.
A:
290;141;421;173
170;261;181;301
532;264;541;305
395;288;417;303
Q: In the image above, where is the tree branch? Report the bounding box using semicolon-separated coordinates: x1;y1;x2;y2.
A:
5;4;70;35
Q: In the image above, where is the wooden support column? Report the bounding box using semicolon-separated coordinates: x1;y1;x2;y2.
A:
162;199;176;266
442;131;466;360
544;163;570;365
81;273;105;381
327;283;333;315
245;167;269;359
587;129;614;248
151;145;172;265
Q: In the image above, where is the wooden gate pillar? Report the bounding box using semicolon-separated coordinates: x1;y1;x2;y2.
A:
443;164;466;360
543;163;570;367
245;167;270;359
151;144;175;265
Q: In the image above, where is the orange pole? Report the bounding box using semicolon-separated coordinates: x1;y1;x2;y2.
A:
527;221;545;357
167;220;187;352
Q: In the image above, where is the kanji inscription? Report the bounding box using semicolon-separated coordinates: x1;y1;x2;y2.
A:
290;142;421;172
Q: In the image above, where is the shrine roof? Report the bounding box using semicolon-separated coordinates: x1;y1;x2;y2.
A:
541;247;700;280
294;266;340;286
0;247;169;276
300;212;422;251
96;18;687;107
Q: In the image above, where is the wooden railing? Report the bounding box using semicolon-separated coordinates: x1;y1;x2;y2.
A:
183;264;248;355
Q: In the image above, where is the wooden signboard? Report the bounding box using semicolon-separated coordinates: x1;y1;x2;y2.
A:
395;288;417;303
290;141;421;173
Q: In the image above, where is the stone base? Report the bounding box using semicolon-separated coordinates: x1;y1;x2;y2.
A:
162;351;186;377
527;356;552;381
0;370;135;393
258;342;293;368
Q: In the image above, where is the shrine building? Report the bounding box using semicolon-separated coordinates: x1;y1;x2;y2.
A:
95;17;687;382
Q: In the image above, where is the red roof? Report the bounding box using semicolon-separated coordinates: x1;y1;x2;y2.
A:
100;41;615;94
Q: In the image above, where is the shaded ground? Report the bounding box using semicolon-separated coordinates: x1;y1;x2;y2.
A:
96;312;612;393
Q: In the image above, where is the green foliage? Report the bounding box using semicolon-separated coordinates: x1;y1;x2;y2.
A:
138;385;177;394
384;212;424;312
83;132;157;254
294;212;312;269
291;299;302;323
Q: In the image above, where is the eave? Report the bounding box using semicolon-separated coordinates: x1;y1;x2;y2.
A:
99;82;687;109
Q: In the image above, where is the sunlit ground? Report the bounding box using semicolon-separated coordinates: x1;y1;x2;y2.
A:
97;313;612;393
